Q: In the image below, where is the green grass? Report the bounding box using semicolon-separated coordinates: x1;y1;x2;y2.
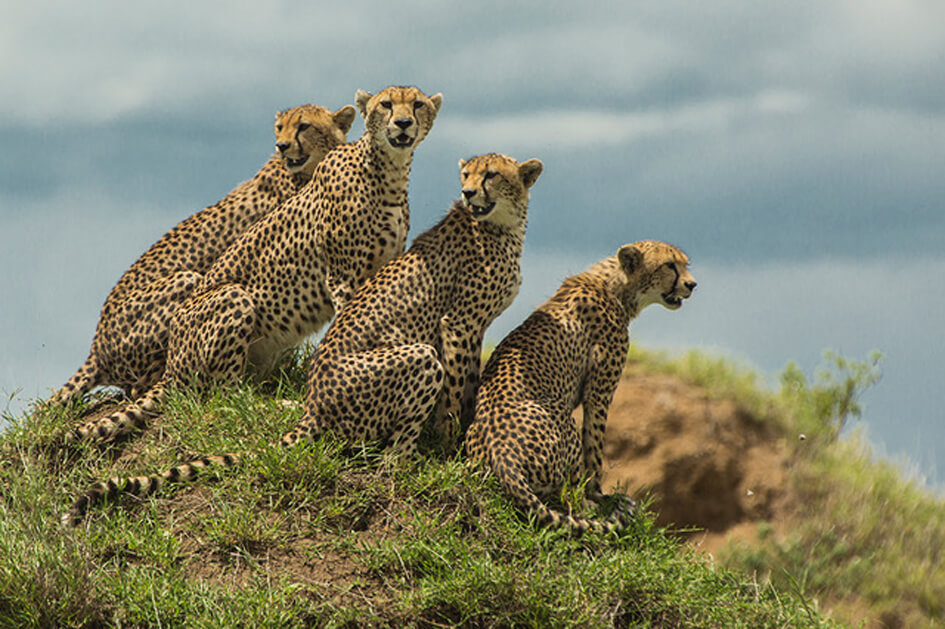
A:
0;360;832;628
719;432;945;627
629;345;945;627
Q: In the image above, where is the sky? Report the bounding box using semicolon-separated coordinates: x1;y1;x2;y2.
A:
1;1;943;486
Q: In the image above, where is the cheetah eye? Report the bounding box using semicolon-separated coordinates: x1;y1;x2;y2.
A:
413;101;425;111
297;122;311;131
483;171;498;180
380;100;393;110
275;124;283;132
664;262;677;272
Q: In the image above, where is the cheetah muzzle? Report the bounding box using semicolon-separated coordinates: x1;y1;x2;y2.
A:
284;154;310;170
387;130;415;148
467;200;496;217
661;278;695;309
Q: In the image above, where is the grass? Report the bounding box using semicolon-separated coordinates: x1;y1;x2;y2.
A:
719;432;945;627
630;345;945;627
0;357;833;628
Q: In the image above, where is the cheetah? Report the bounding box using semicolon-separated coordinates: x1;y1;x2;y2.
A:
63;152;541;526
465;241;696;533
50;103;356;409
67;86;442;445
284;152;543;454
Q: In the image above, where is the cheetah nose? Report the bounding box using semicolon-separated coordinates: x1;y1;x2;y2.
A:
685;280;697;291
275;142;290;153
462;189;476;201
394;118;413;130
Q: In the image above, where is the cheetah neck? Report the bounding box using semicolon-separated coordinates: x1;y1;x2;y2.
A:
258;154;308;200
589;258;641;325
480;215;526;252
612;279;642;324
361;134;413;220
289;170;311;189
365;133;416;173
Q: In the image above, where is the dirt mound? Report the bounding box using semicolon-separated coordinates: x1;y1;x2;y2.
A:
582;363;795;544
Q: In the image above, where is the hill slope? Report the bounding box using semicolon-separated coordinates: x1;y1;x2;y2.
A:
2;347;939;627
602;350;944;628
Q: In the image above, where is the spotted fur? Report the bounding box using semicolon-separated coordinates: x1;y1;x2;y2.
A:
465;241;697;533
67;87;442;445
50;104;355;409
285;153;543;454
63;152;539;526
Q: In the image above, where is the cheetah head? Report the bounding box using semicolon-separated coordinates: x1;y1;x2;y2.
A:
616;240;697;312
274;104;356;177
355;86;443;155
458;154;543;228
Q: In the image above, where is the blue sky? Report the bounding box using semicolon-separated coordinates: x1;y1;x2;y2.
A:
1;1;943;484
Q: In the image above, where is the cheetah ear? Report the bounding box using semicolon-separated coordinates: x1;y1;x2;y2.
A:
617;244;643;275
458;158;467;171
333;105;357;134
518;159;544;189
428;93;444;115
355;90;372;119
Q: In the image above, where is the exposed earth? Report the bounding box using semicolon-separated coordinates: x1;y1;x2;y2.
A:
588;362;796;554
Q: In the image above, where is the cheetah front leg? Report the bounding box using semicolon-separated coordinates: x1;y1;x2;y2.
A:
580;395;636;525
434;315;481;451
579;346;636;523
290;345;444;457
49;354;102;409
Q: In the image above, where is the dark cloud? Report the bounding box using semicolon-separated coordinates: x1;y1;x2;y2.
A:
2;1;944;482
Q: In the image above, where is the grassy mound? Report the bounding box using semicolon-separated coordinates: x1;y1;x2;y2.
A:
634;348;945;627
0;360;830;627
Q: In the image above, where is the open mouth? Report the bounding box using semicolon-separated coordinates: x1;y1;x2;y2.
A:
468;201;496;217
388;132;415;148
285;154;310;170
662;293;683;308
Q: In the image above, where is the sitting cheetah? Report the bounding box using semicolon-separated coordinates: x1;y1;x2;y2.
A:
68;86;442;445
465;241;696;533
285;152;543;454
63;152;542;526
50;103;355;408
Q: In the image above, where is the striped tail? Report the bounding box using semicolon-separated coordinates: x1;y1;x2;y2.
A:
64;381;167;445
62;452;245;527
493;459;624;535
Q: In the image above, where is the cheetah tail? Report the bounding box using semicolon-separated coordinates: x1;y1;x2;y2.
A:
62;452;246;527
48;355;101;408
492;459;620;535
64;381;167;445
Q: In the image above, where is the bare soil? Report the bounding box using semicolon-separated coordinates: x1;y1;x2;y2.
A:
584;363;797;554
592;364;909;627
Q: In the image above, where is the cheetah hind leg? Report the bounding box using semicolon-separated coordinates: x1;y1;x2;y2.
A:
164;283;257;390
49;270;201;415
491;456;620;535
289;344;445;458
47;354;102;409
96;271;203;398
67;285;256;446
